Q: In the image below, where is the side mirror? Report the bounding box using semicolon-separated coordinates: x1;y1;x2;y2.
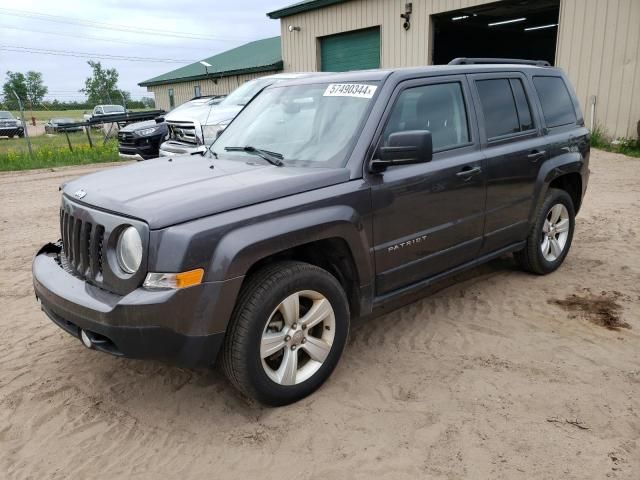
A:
370;130;433;172
155;116;165;124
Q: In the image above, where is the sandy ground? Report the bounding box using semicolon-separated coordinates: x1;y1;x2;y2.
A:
1;150;639;479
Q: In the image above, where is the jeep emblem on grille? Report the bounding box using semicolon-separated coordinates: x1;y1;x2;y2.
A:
73;189;87;199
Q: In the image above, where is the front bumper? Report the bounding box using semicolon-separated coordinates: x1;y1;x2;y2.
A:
32;242;243;367
0;126;23;136
159;141;198;157
118;133;164;160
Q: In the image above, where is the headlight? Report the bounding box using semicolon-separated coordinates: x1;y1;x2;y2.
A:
136;127;158;136
116;226;142;274
201;123;227;142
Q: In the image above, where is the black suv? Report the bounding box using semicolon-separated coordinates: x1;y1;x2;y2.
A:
117;119;168;160
33;60;589;406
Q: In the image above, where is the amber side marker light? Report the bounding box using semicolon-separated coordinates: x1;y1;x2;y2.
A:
143;269;204;289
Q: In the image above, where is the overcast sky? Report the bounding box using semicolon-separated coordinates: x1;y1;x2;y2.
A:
0;0;286;102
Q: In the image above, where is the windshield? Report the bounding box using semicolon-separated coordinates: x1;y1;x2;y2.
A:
212;81;378;168
53;118;72;123
0;111;14;119
103;105;124;113
218;77;274;107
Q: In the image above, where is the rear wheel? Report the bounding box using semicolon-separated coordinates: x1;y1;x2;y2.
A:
515;188;575;274
222;261;350;406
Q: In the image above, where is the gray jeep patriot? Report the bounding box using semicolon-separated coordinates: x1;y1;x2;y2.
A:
33;59;590;406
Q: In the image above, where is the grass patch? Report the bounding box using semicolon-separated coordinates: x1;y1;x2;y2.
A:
0;132;120;171
0;132;95;155
591;126;640;158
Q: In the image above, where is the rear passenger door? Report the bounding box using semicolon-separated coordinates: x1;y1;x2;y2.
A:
469;73;547;254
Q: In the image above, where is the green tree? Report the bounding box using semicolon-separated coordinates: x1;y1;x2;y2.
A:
25;71;48;107
2;71;28;110
141;97;155;108
80;60;122;105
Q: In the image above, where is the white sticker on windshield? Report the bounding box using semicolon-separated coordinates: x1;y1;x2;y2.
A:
323;83;377;99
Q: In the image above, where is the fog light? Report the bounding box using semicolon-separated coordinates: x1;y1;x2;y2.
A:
80;329;93;349
143;268;204;289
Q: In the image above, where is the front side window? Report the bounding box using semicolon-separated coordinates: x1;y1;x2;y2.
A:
213;82;378;167
168;88;175;109
533;76;577;128
382;82;470;151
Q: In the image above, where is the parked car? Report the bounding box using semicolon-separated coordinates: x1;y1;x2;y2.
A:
44;118;83;134
0;111;24;138
159;73;317;157
117;119;168;160
33;60;590;406
83;104;125;123
117;97;225;160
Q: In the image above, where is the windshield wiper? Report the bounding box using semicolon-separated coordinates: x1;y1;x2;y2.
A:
224;146;284;167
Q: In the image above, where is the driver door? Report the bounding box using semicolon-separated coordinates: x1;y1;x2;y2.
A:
369;76;486;295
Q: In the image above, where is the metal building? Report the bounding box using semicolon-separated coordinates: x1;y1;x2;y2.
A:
139;37;283;111
268;0;640;139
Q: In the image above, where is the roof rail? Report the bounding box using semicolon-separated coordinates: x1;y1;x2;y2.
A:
448;57;551;67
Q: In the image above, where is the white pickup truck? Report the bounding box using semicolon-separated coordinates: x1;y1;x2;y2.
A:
84;104;126;122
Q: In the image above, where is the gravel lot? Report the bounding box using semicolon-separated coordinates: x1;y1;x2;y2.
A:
1;150;639;479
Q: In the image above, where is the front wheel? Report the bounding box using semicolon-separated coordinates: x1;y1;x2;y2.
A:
515;188;575;274
222;261;350;406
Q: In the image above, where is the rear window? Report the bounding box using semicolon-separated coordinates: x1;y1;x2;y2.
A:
532;76;577;128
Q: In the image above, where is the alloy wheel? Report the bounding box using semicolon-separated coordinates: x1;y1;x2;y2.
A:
541;203;570;262
260;290;336;386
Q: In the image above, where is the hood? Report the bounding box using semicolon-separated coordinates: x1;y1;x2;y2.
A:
165;104;242;126
120;119;159;132
63;157;350;229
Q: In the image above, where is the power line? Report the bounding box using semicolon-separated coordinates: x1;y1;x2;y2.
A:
0;7;254;42
0;24;222;51
0;45;195;63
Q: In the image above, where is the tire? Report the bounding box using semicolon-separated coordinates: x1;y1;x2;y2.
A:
515;188;575;275
222;261;350;406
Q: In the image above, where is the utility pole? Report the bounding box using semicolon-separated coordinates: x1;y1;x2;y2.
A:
119;90;127;112
12;89;33;159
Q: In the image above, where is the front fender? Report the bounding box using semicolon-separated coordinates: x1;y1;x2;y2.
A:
207;205;373;284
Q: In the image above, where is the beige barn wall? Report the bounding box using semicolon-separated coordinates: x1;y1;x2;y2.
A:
556;0;640;139
146;70;281;111
279;0;640;138
279;0;490;71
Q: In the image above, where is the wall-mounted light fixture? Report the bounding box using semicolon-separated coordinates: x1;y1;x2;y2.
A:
288;25;301;32
200;61;217;84
400;3;412;31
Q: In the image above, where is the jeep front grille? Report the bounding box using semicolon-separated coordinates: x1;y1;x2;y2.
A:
60;208;105;281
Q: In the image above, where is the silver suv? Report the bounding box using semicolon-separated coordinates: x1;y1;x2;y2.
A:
159;73;318;157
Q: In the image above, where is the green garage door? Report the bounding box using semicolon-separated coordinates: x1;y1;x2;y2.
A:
321;27;380;72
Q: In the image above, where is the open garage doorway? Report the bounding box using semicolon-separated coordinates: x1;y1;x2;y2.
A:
432;0;560;65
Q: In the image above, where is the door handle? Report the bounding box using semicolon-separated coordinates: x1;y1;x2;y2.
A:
527;150;546;162
456;166;482;179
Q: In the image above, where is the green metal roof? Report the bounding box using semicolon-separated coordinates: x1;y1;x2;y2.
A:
267;0;348;19
139;36;283;87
